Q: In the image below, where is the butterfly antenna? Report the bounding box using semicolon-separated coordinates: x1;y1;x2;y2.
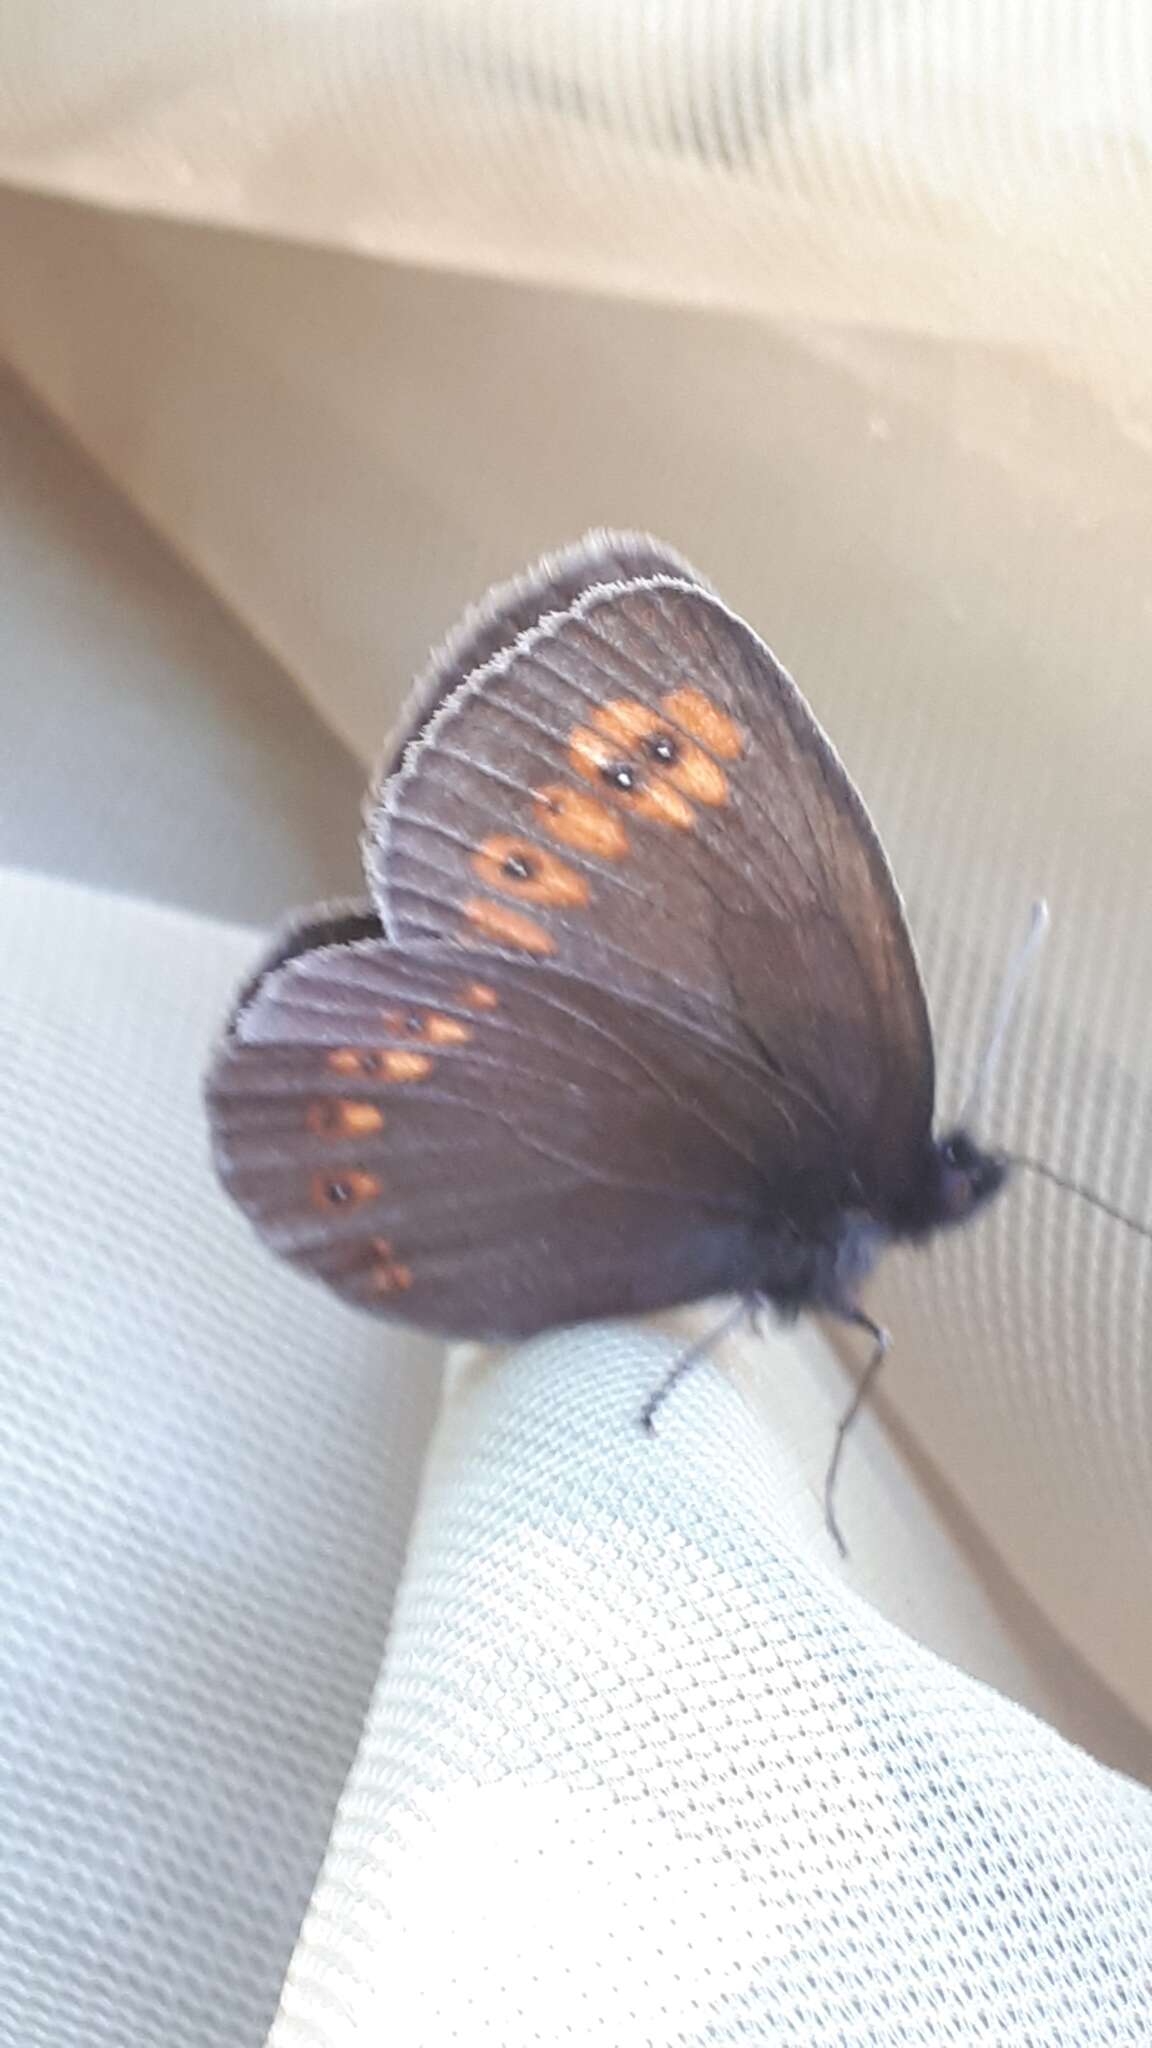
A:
956;899;1050;1130
639;1298;751;1432
960;902;1152;1241
1005;1155;1152;1242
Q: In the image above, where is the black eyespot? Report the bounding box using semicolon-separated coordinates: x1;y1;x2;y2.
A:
601;762;638;792
326;1180;353;1205
645;732;678;765
359;1053;383;1074
502;851;535;881
404;1013;424;1035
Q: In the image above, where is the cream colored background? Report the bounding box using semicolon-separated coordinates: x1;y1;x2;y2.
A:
4;180;1149;1715
2;6;1150;2043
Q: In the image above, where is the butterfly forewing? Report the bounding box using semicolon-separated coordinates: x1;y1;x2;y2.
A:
380;532;705;773
368;568;935;1214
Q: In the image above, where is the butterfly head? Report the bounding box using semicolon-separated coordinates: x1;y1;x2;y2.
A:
908;1128;1009;1236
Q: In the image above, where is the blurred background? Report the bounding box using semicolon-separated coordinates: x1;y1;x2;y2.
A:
2;6;1151;2044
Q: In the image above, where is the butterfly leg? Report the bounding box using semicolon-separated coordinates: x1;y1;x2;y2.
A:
746;1295;771;1341
639;1298;752;1433
823;1310;891;1559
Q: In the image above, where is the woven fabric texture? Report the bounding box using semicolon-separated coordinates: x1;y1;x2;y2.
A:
272;1327;1152;2046
0;870;442;2048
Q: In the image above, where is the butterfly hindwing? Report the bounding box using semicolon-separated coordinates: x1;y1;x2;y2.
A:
207;919;823;1337
367;541;935;1215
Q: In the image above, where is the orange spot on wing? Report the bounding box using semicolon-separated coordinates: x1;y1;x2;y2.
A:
457;980;500;1010
471;834;589;909
368;1236;412;1295
307;1100;384;1137
594;696;730;805
326;1047;432;1081
534;783;630;860
661;686;745;761
461;898;555;954
378;1007;420;1037
327;1047;369;1076
568;723;617;784
568;720;696;831
378;1007;473;1046
371;1261;411;1295
379;1050;434;1082
310;1169;380;1211
425;1013;474;1045
666;747;729;807
631;780;696;829
593;698;663;752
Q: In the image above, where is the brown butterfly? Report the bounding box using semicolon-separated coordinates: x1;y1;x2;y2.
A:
208;532;1008;1419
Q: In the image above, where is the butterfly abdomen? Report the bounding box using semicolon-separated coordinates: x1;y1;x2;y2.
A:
753;1211;891;1320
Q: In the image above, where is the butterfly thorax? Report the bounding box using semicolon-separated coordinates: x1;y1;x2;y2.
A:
755;1129;1006;1321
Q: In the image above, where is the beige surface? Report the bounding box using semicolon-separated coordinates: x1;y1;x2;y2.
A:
0;0;1149;436
2;8;1151;2034
0;366;362;923
2;184;1149;1723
